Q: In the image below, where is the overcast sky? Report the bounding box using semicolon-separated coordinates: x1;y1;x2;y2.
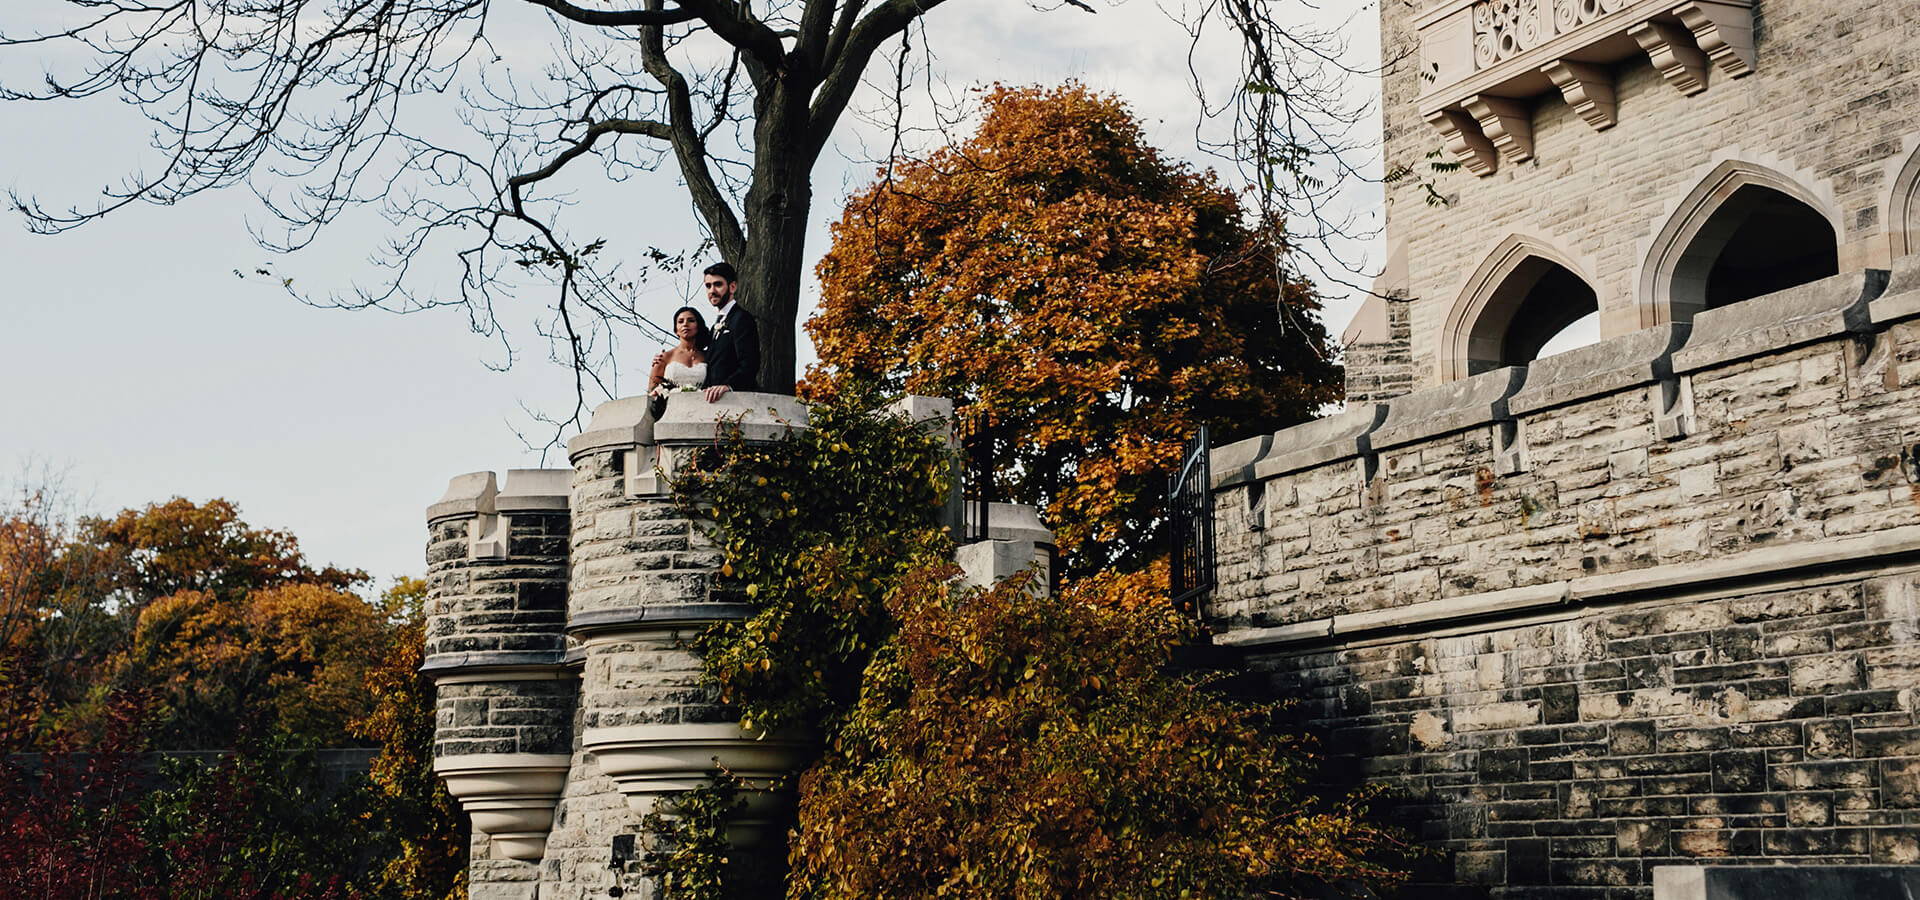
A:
0;0;1385;584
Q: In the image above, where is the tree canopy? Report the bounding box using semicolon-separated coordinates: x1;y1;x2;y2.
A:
0;491;389;751
0;0;1366;410
806;83;1342;573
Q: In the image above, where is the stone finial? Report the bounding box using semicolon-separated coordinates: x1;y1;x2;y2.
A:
428;471;498;523
568;396;655;463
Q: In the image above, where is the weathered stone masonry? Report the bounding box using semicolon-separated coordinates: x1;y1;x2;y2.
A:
422;393;1054;900
1209;260;1920;897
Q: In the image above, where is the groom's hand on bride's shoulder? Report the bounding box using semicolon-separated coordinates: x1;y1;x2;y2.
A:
704;385;731;403
651;350;670;368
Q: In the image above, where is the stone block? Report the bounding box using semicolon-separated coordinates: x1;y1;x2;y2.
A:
1371;367;1527;452
1672;270;1889;375
1251;403;1389;480
1509;324;1689;417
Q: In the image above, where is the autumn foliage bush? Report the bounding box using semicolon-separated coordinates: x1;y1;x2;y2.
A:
0;487;465;900
808;83;1343;575
673;394;1408;899
794;563;1409;898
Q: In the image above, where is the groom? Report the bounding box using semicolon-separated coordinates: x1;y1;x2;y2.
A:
699;261;760;402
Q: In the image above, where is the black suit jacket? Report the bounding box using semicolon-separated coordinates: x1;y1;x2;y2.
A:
704;302;761;392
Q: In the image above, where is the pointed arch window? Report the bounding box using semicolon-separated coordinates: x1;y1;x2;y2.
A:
1444;237;1602;380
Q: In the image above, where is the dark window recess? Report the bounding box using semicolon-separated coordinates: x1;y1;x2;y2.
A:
1169;426;1215;617
1703;186;1839;310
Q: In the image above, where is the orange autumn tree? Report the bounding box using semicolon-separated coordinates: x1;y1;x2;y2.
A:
807;83;1342;573
61;498;383;749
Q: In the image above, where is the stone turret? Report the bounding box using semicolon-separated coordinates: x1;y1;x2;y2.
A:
423;391;1047;899
567;393;813;853
422;469;577;868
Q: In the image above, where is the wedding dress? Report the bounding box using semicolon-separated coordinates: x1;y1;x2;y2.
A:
662;360;708;388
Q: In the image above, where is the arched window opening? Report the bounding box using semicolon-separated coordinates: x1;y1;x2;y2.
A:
1533;309;1602;361
1462;258;1601;375
1674;185;1839;318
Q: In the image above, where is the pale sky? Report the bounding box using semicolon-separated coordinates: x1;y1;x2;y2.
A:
0;0;1385;584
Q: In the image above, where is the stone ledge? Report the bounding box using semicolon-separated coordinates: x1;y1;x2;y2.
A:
1211;433;1270;490
419;650;571;680
653;391;809;444
1672;269;1888;374
494;469;570;513
1568;523;1920;602
1333;581;1569;634
1251;404;1387;481
1868;253;1920;326
428;471;498;523
1213;524;1920;650
1369;367;1526;452
1507;324;1688;417
566;602;754;636
1652;866;1920;900
567;396;654;463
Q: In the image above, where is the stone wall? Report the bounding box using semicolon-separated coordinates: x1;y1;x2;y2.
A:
1374;0;1920;391
1208;260;1920;896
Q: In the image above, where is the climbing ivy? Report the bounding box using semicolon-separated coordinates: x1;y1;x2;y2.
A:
637;770;746;899
673;384;956;738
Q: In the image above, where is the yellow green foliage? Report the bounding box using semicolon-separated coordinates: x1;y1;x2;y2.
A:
675;384;958;736
353;577;469;900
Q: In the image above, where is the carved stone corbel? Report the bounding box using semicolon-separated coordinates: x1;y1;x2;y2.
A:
1629;19;1710;96
1424;107;1499;177
1542;60;1617;130
1672;1;1756;79
1464;95;1535;164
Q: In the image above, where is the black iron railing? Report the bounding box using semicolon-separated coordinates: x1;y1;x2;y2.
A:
1169;426;1215;616
962;434;994;544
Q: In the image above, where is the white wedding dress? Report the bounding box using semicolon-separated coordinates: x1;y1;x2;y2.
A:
662;360;708;388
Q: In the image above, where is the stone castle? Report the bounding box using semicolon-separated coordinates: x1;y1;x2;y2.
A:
423;0;1920;897
421;394;1051;899
1204;0;1920;896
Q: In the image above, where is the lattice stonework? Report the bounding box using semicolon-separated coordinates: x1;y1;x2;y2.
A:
1422;0;1754;174
1472;0;1631;69
1472;0;1544;67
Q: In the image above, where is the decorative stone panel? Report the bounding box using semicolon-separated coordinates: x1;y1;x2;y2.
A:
1415;0;1755;174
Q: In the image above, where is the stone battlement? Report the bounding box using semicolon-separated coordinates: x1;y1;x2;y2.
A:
422;391;1054;900
1206;257;1920;895
1212;259;1919;643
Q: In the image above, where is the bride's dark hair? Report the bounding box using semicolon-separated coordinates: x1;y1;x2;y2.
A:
670;305;713;352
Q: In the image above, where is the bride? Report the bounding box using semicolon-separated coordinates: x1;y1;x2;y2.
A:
649;306;710;415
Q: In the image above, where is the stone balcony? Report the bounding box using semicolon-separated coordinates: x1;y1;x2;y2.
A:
1417;0;1754;175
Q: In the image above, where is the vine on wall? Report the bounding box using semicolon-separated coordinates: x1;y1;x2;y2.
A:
673;385;955;737
671;388;1412;899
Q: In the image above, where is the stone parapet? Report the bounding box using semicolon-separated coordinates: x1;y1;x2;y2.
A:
1209;260;1920;896
1209;262;1920;634
424;469;571;664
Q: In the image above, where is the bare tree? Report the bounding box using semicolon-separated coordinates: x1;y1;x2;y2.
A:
0;0;1375;411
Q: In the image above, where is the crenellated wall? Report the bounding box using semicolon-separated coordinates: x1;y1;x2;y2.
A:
1208;259;1920;897
422;391;1054;900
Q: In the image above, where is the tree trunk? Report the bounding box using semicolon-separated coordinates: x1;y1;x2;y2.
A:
736;77;818;396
